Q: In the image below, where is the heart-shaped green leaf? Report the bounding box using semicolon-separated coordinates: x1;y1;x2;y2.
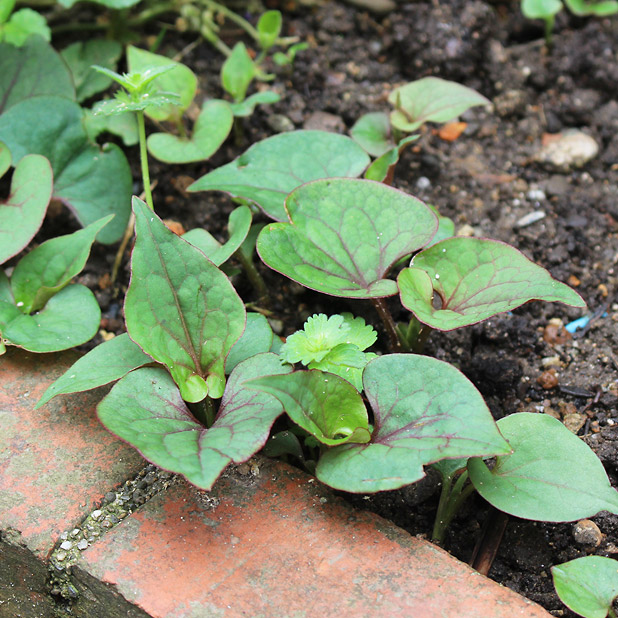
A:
0;284;100;352
248;369;371;446
552;556;618;618
0;152;52;264
1;9;50;47
188;131;371;221
316;354;510;493
60;40;122;103
97;354;290;490
257;10;282;50
350;112;394;157
229;91;280;117
36;333;153;408
225;312;274;374
398;237;586;331
127;45;197;122
11;215;112;313
0;96;131;244
522;0;563;18
182;205;251;266
147;99;233;164
125;198;246;402
389;77;490;133
257;178;438;298
468;412;618;521
0;37;74;114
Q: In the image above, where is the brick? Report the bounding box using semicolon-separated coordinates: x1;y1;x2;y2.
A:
0;348;145;560
76;458;552;618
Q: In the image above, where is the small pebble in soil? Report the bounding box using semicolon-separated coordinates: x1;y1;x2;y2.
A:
77;539;88;551
515;210;545;228
60;541;72;551
563;412;586;434
572;519;603;547
534;129;599;172
537;369;559;389
416;176;431;190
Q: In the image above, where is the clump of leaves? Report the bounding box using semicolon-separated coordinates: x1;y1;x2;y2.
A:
0;0;49;46
280;313;377;390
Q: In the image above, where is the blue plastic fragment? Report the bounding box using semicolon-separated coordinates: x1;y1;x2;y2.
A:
565;316;590;333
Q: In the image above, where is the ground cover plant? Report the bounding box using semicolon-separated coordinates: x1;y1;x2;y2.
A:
2;0;618;614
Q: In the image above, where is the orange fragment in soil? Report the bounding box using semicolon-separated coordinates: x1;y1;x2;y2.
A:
163;220;186;236
567;274;581;287
543;323;571;345
98;272;112;290
437;122;467;142
541;132;562;146
537;369;559;390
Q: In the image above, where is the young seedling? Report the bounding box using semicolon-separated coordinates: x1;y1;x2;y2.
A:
92;63;181;209
552;556;618;618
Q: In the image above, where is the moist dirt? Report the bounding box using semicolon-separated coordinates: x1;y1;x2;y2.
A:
19;0;618;615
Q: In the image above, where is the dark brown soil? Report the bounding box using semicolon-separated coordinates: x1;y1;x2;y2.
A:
29;0;618;614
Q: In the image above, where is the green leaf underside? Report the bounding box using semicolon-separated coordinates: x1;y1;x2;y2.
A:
398;237;585;331
248;370;371;446
125;198;246;402
388;77;490;133
183;205;251;267
147;99;233;164
350;112;394;157
257;178;438;298
468;413;618;521
36;333;153;408
127;45;197;121
552;556;618;618
97;355;290;490
11;215;112;313
0;96;131;244
316;354;510;493
1;284;100;352
188;131;371;221
60;40;122;103
0;154;52;264
225;312;274;374
0;38;74;115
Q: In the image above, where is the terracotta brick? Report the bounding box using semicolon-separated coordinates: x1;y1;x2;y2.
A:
0;349;145;560
77;459;552;618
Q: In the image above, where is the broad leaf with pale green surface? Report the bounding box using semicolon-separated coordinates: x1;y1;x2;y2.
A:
147;100;233;164
84;109;138;146
11;216;112;313
552;556;618;618
257;178;438;298
0;38;74;114
0;9;50;46
182;205;251;266
0;151;52;264
97;354;291;490
249;370;372;446
315;354;510;493
61;40;122;103
188;131;371;221
0;284;100;352
468;412;618;521
36;333;153;408
125;198;246;402
389;77;490;133
0;96;131;244
126;45;196;122
398;237;585;331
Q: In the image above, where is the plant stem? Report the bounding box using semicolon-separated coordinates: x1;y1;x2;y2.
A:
188;396;216;427
234;249;270;307
544;16;555;48
137;110;154;210
201;0;260;41
432;471;476;544
371;297;402;352
469;508;509;576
